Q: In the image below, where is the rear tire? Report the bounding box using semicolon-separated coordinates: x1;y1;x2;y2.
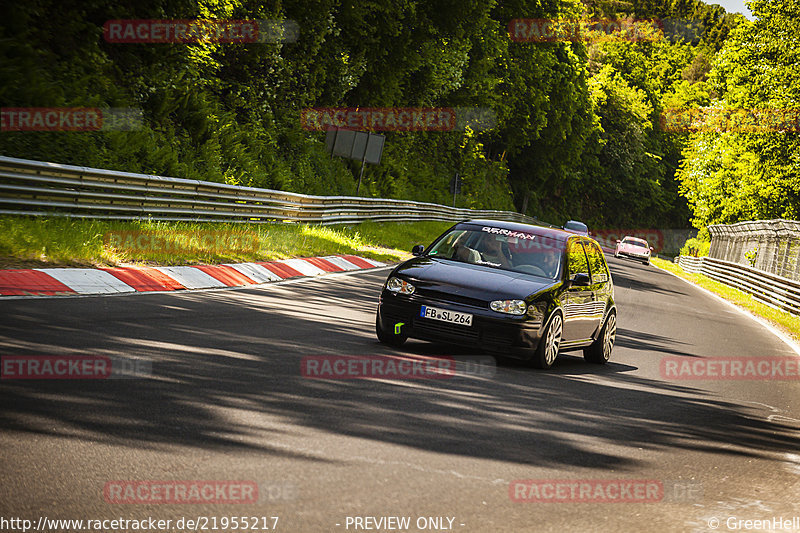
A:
376;312;407;347
584;311;616;364
530;312;563;369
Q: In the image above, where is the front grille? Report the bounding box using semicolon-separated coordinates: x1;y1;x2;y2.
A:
413;318;480;342
480;325;520;346
414;288;486;309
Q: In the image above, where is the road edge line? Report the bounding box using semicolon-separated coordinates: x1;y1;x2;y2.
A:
653;262;800;357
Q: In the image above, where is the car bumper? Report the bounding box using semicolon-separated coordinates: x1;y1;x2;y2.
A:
377;291;544;357
617;251;650;261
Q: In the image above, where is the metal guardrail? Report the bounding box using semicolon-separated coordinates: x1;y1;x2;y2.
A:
677;255;704;273
0;156;534;225
678;255;800;315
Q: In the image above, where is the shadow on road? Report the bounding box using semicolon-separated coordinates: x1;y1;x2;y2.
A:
1;270;799;472
607;256;690;297
614;328;699;357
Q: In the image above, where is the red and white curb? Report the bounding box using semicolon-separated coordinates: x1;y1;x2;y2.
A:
0;255;386;297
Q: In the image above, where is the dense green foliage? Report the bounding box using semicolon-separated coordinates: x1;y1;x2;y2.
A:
676;0;800;229
0;0;753;228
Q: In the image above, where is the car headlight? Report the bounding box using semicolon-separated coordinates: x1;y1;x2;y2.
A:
490;299;527;315
386;277;415;294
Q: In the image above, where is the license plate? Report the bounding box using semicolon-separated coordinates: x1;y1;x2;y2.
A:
419;305;473;326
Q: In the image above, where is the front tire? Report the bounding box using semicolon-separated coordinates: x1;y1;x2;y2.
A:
376;312;407;347
584;311;616;364
530;312;563;369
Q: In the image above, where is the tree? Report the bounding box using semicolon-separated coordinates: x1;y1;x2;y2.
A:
677;0;800;227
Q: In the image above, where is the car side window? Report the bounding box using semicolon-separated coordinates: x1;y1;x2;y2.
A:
585;241;609;284
567;239;589;278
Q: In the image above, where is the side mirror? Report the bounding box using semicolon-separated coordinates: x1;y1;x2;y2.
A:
616;240;621;244
569;273;591;287
650;247;654;251
411;244;425;256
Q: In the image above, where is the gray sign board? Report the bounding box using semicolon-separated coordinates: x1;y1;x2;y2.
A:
325;128;384;164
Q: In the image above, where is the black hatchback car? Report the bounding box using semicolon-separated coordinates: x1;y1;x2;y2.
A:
376;220;616;369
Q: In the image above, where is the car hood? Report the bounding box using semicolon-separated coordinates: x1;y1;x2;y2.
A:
393;256;559;301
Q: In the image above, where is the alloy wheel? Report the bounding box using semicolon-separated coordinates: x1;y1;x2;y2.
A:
603;313;617;359
544;314;563;366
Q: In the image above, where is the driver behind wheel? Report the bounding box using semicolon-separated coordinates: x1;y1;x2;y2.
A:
540;250;561;278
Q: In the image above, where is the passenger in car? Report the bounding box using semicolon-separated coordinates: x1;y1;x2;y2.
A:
452;232;481;263
477;234;513;268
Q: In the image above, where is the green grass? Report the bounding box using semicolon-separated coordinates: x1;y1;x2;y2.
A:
0;216;455;269
652;257;800;342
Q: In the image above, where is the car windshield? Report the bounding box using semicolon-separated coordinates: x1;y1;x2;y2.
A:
565;222;587;232
427;227;565;279
623;239;648;247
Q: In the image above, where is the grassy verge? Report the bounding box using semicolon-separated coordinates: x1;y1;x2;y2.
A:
652;257;800;342
0;216;455;269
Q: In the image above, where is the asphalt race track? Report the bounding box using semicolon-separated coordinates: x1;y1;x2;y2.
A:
2;257;800;532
